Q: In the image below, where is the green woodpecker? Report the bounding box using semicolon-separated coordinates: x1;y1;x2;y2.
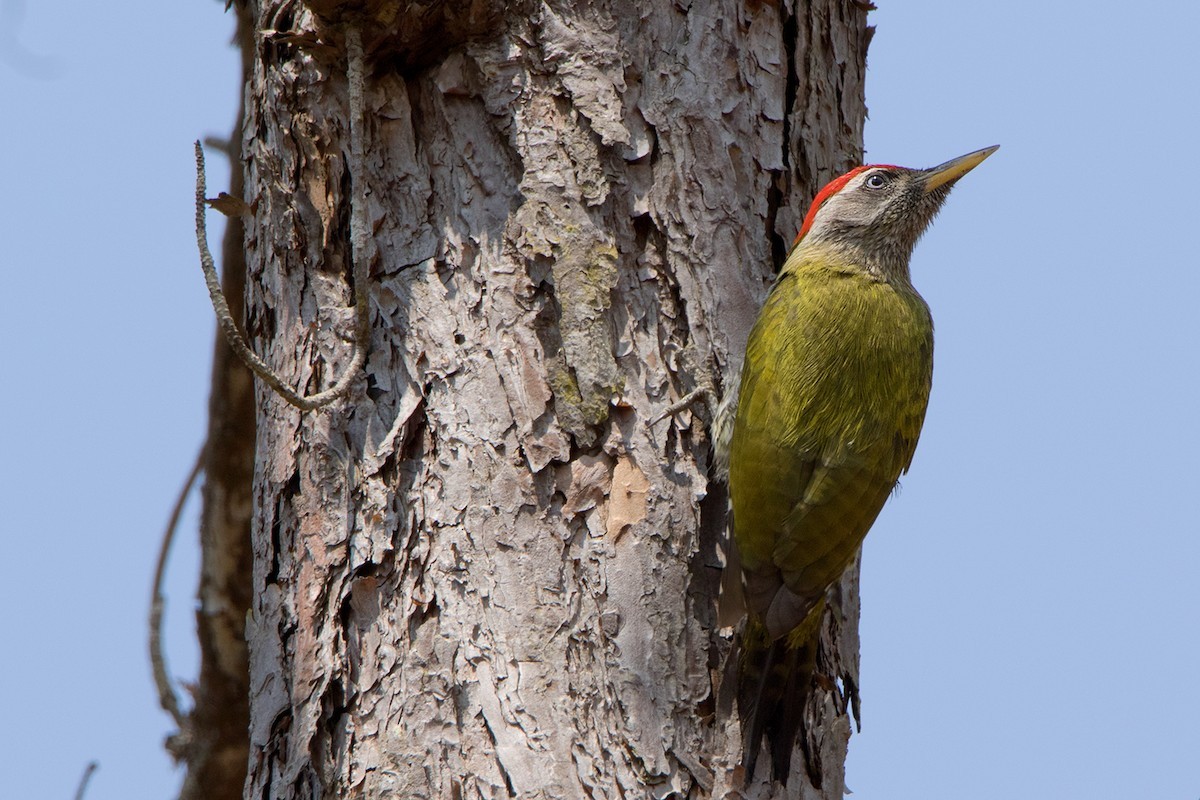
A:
726;145;998;785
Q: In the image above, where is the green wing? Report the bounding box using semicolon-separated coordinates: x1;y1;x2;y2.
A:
728;261;933;636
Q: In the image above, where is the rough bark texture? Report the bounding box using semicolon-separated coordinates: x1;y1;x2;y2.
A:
230;1;870;797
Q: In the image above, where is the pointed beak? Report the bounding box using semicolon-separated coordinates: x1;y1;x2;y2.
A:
922;145;999;193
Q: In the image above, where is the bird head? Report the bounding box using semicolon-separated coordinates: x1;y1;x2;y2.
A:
793;145;998;279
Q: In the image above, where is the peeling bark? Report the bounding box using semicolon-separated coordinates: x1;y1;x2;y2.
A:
225;1;870;798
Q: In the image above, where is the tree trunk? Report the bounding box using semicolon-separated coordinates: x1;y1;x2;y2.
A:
199;1;870;797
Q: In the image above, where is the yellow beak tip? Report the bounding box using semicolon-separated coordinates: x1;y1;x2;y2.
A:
923;145;999;192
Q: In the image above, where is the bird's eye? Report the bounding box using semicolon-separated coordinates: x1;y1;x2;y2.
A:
864;173;888;189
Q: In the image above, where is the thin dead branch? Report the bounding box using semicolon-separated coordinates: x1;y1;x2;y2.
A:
150;447;204;734
72;761;98;800
192;23;372;411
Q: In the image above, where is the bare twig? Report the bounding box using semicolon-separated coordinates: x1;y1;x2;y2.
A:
650;385;714;426
201;134;235;157
669;747;714;794
193;23;372;411
72;761;98;800
650;345;723;427
343;24;371;352
150;447;204;731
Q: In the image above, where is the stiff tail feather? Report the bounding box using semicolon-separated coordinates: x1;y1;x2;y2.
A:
737;603;824;786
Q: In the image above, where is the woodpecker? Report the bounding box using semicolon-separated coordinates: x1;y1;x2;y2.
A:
725;146;998;785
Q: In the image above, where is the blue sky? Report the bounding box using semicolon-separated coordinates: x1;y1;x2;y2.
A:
1;2;1197;799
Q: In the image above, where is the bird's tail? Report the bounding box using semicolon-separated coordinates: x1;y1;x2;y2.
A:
737;601;825;786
